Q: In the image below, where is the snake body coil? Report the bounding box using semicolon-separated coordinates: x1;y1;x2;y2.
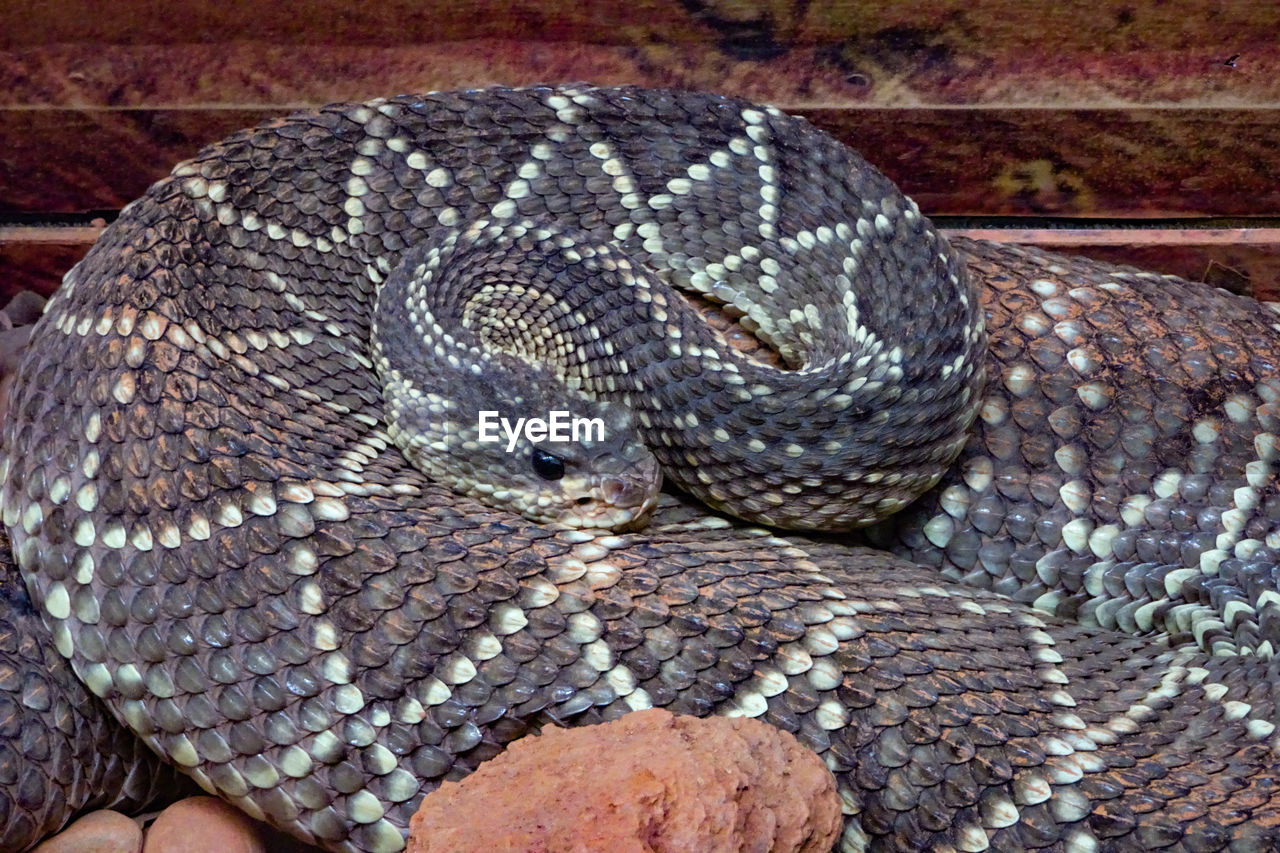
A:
2;86;1280;852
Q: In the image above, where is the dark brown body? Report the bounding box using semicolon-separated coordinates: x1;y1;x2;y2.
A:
1;88;1278;852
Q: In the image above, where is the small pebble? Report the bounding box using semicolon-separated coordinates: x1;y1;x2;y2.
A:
142;797;266;853
33;809;143;853
2;290;47;326
408;708;842;853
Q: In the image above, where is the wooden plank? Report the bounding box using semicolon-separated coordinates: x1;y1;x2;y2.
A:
963;228;1280;299
3;1;1277;77
5;225;1278;303
3;2;1277;220
4;105;1277;217
0;230;92;298
810;109;1280;218
2;35;1277;111
0;109;269;214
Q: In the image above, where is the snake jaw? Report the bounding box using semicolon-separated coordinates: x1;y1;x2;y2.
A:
558;503;654;531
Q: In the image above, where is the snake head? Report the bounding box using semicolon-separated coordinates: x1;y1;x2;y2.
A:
381;358;662;530
521;433;663;531
480;391;662;530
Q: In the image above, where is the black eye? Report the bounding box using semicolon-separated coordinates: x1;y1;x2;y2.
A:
530;448;565;481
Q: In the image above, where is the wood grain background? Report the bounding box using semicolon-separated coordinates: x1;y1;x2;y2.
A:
3;0;1278;299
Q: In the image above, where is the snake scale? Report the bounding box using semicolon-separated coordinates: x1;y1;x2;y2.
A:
2;84;1280;852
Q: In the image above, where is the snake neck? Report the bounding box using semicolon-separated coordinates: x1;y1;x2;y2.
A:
369;202;988;533
371;220;663;529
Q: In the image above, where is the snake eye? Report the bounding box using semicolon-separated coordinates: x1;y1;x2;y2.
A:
530;447;566;481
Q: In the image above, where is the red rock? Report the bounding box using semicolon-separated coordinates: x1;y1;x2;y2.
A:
32;809;143;853
141;797;267;853
408;708;843;853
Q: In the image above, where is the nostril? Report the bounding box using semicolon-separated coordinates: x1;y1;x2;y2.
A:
576;496;592;506
602;468;662;508
602;476;630;506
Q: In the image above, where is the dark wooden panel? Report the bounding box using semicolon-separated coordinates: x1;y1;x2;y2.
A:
0;109;270;214
4;1;1277;63
964;229;1280;300
5;226;1277;304
0;227;100;298
2;35;1276;110
2;3;1277;220
4;107;1277;217
809;109;1280;218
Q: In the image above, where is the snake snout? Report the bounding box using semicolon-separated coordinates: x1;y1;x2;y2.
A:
559;453;663;531
602;471;656;509
601;452;663;520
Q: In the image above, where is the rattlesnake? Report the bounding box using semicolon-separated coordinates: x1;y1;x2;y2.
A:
2;85;1279;852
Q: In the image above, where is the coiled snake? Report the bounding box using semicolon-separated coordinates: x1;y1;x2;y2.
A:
2;85;1280;852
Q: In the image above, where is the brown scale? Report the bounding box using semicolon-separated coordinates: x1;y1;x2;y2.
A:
872;238;1280;657
0;528;198;848
2;86;1280;853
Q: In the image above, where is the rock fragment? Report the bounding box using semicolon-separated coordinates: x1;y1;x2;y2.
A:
408;708;843;853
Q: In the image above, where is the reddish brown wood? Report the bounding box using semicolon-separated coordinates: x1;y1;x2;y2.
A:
2;2;1276;290
3;1;1277;87
2;3;1278;219
0;110;269;214
810;109;1280;218
0;227;99;299
2;36;1277;110
4;106;1277;218
962;228;1280;301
